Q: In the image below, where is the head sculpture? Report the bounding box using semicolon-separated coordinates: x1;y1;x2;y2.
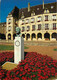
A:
16;26;21;37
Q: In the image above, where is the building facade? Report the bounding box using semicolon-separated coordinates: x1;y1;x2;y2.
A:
1;2;57;41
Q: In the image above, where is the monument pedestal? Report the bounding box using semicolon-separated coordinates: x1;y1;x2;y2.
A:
14;37;24;64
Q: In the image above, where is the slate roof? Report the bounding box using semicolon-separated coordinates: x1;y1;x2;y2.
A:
10;2;57;19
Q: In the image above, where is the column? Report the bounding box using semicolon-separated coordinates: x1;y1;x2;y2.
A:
6;34;8;40
11;34;13;40
25;34;26;41
50;33;52;41
36;34;37;41
42;33;44;41
30;34;32;41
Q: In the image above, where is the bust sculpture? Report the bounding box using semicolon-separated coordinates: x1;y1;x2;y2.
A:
16;27;21;37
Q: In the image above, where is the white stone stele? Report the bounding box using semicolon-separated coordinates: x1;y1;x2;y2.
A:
14;37;24;64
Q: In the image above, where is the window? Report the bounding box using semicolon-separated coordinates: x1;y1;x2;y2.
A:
8;19;11;24
31;18;35;23
22;27;25;32
8;26;11;31
32;25;35;31
21;20;24;25
45;15;48;21
52;15;56;21
53;23;56;30
27;26;30;31
44;9;49;13
31;11;35;16
26;19;29;24
37;24;41;30
37;16;41;22
45;24;49;30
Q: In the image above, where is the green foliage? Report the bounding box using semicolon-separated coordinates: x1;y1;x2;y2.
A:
53;48;57;51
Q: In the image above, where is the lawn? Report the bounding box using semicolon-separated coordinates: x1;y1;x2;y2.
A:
0;45;28;50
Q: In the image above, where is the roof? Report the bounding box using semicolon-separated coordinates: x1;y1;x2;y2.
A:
10;6;19;19
10;2;57;19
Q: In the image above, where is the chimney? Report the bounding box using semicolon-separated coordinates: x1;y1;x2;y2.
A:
28;2;30;12
43;0;44;9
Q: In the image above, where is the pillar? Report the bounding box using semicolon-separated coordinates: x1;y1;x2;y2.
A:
25;34;26;41
42;34;45;41
50;33;52;41
30;34;32;41
6;34;8;40
36;35;37;41
11;34;13;40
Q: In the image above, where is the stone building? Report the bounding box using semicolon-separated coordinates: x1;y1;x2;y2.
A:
1;2;57;41
0;22;6;40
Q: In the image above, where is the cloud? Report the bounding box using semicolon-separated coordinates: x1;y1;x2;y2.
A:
0;0;1;2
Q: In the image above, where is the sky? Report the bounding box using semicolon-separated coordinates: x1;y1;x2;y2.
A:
0;0;57;23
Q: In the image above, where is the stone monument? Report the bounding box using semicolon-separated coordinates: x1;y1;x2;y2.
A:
14;26;24;64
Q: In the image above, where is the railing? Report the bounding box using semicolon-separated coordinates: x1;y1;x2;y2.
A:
32;29;35;31
45;28;49;30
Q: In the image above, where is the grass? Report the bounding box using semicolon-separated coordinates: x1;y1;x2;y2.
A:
53;48;57;51
0;45;28;51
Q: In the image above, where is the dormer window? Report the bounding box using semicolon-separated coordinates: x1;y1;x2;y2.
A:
44;9;49;13
21;12;24;19
31;11;35;16
37;16;41;22
52;15;56;21
26;19;29;24
51;6;54;9
31;18;35;23
37;8;39;10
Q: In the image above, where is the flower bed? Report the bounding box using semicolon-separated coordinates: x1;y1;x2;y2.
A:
0;52;56;80
0;52;57;80
0;52;14;65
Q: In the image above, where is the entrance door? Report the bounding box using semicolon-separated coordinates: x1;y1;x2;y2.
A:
44;33;50;40
8;34;11;40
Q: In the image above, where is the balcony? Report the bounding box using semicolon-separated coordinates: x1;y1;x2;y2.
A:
37;20;41;22
53;28;56;30
27;30;30;32
53;19;56;21
45;28;49;30
21;23;24;25
22;30;24;32
32;29;35;31
31;21;34;23
45;19;48;21
26;22;28;24
37;29;41;30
